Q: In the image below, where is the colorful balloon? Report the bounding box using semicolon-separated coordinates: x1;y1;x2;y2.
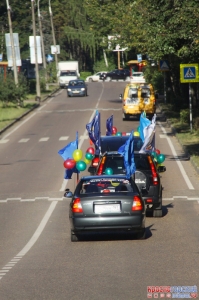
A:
157;154;165;164
84;158;91;165
72;149;83;162
105;168;113;175
134;131;140;137
85;152;94;161
122;132;126;136
86;147;95;155
112;126;117;134
155;149;161;155
63;158;76;169
151;151;158;160
116;132;122;136
76;160;87;171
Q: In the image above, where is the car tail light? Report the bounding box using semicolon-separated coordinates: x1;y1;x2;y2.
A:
147;155;158;185
92;157;99;167
132;195;143;211
97;157;106;175
72;198;83;213
146;198;153;203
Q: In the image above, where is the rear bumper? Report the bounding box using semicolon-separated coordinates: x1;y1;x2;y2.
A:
70;214;145;233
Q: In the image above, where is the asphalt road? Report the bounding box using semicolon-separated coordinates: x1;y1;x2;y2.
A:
0;82;198;300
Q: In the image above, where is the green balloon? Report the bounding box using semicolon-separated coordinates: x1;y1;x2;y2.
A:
76;161;87;171
85;152;94;160
151;151;157;160
157;154;165;164
105;168;113;175
116;132;122;136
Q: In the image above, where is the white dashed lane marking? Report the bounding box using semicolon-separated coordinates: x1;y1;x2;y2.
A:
18;138;30;143
0;139;9;143
39;137;49;142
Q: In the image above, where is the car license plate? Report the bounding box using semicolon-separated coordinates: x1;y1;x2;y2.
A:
95;204;120;214
73;91;80;93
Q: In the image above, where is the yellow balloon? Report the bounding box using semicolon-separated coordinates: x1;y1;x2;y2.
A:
72;149;83;162
134;131;140;137
84;158;90;165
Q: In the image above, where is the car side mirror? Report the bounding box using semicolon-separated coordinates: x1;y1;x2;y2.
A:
64;188;73;198
157;166;166;173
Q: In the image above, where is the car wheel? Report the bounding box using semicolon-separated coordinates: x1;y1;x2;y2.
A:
106;76;111;82
153;209;163;218
134;170;150;192
136;229;146;240
123;113;129;121
71;233;79;242
89;78;93;82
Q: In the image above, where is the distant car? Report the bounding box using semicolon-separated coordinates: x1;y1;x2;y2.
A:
121;83;156;120
95;151;166;217
67;80;87;97
86;71;107;82
103;69;130;81
130;72;145;83
67;175;146;241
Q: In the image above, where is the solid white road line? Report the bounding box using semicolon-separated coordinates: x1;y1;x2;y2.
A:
158;122;194;190
0;201;58;281
16;201;57;257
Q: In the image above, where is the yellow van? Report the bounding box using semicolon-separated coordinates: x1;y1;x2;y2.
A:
121;83;156;120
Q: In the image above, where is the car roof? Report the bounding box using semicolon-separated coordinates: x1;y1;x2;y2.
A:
81;174;128;181
100;135;143;153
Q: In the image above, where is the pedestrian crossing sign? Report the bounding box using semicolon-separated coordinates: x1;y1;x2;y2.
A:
180;64;199;83
159;60;170;71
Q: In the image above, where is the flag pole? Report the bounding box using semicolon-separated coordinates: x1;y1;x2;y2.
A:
76;131;79;184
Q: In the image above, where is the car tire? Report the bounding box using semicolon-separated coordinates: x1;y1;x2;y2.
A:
153;209;163;218
134;170;150;192
106;76;111;82
89;78;93;82
71;233;79;242
123;113;129;121
136;229;146;240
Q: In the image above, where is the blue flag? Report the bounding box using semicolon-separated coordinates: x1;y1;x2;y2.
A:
106;115;113;136
139;112;151;142
58;133;79;179
86;111;101;153
118;131;136;179
139;114;156;154
58;140;77;161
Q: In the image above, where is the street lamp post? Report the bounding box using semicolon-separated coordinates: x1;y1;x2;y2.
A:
6;0;18;85
38;0;49;90
49;0;58;71
31;0;41;102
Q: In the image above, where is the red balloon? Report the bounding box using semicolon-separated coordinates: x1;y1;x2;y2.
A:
122;132;126;136
155;149;161;155
112;126;117;134
63;159;76;169
86;147;95;155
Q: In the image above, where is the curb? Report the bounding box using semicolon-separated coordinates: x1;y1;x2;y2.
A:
158;103;199;175
0;88;59;136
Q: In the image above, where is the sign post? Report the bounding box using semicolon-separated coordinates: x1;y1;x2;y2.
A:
180;64;199;132
159;60;170;104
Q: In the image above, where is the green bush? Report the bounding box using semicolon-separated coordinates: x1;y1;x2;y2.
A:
0;73;28;107
79;72;92;80
180;109;189;123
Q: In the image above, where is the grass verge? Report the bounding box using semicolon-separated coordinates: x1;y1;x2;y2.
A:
0;86;58;131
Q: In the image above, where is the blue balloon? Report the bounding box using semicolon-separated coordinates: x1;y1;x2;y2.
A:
105;168;113;175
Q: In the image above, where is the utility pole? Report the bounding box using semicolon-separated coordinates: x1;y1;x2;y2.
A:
31;0;41;102
38;0;49;90
49;0;58;71
6;0;18;85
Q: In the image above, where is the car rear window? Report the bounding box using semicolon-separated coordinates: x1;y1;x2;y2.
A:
101;155;151;174
79;178;135;194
